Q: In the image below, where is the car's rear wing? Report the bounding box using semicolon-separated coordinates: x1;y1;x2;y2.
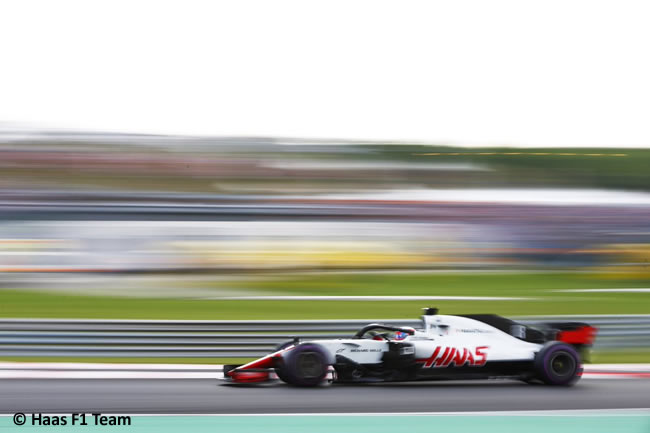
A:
543;322;598;346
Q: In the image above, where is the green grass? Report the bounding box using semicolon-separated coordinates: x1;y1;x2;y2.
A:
221;271;650;296
1;290;650;319
1;272;649;319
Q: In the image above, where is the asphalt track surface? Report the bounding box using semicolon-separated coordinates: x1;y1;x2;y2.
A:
2;379;649;414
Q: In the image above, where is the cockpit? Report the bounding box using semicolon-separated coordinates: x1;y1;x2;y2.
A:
353;324;416;341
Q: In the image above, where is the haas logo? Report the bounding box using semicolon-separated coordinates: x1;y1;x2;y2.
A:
418;346;488;368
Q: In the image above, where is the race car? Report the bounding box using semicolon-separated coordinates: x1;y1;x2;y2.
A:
223;308;597;387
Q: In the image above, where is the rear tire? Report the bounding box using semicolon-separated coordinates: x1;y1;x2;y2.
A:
534;342;581;386
278;343;328;387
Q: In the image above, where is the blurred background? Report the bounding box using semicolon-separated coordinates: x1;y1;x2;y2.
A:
1;128;649;366
1;0;650;366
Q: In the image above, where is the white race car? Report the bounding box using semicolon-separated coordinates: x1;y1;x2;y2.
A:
223;308;596;387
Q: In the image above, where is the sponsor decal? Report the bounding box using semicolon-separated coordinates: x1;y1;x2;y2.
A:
350;348;383;353
455;328;492;334
417;346;489;368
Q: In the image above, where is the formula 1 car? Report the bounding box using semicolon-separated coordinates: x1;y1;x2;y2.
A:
223;308;596;387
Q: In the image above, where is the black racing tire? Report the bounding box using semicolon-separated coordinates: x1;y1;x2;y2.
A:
534;342;582;386
278;343;329;387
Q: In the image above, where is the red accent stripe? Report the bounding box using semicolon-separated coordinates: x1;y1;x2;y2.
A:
454;348;469;366
421;346;441;368
434;348;451;367
227;345;296;377
440;348;456;367
230;371;270;383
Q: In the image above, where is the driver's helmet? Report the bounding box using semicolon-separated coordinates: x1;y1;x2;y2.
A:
394;331;408;340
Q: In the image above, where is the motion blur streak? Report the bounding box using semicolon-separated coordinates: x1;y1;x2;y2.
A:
1;131;649;278
0;130;649;367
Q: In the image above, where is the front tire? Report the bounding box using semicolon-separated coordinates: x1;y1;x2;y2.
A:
534;342;582;386
277;343;329;387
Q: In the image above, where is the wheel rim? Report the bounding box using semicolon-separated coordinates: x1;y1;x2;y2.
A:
297;352;323;379
549;351;575;377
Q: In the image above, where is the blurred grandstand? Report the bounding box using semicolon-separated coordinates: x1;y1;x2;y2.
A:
1;128;648;286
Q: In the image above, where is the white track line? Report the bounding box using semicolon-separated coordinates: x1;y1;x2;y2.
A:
556;288;650;293
0;372;639;379
207;295;532;301
0;362;224;379
0;371;221;379
0;363;649;380
0;362;222;371
585;364;650;372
